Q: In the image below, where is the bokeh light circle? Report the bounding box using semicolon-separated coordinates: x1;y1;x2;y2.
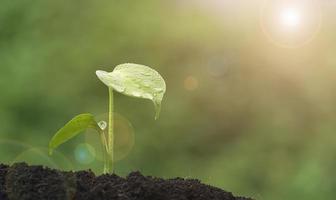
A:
74;143;96;165
83;112;135;162
260;0;322;48
279;7;302;28
183;76;199;91
0;139;73;170
12;147;57;167
204;52;236;79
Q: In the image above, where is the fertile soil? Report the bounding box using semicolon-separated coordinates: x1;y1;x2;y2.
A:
0;163;253;200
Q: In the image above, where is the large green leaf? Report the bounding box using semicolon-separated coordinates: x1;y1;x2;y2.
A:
96;63;166;119
48;113;99;155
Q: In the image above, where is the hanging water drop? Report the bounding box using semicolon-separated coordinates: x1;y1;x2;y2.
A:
98;121;107;130
153;100;161;120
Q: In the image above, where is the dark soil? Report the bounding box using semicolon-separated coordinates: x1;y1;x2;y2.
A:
0;163;253;200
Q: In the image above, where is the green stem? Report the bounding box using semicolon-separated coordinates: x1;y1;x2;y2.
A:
99;132;108;174
107;87;114;173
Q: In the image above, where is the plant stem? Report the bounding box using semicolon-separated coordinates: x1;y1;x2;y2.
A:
107;87;114;173
99;132;108;174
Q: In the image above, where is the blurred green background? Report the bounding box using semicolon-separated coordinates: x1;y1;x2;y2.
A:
1;0;336;199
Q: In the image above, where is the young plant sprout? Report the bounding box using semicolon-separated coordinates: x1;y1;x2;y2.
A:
48;63;166;173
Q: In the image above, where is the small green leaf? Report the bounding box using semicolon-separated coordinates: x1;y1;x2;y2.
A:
96;63;166;119
48;113;99;155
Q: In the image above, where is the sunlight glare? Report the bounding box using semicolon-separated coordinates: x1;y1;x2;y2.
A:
260;0;321;48
280;7;302;29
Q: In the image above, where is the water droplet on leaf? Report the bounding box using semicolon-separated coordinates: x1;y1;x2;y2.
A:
132;91;141;97
96;63;166;120
142;93;153;99
154;88;163;92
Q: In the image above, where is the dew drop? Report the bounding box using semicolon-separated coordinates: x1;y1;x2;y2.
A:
153;99;162;120
98;121;107;130
143;82;150;87
132;91;141;97
140;71;151;76
117;87;126;92
154;88;164;92
112;83;126;93
142;93;153;99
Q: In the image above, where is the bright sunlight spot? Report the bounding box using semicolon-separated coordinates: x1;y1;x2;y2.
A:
260;0;321;48
279;7;302;29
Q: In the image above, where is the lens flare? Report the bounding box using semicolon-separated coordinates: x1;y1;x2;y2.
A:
260;0;321;48
184;76;199;91
74;143;96;165
279;7;302;29
0;139;73;170
12;147;57;167
84;112;135;162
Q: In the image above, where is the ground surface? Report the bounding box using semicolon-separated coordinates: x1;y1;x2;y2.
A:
0;163;253;200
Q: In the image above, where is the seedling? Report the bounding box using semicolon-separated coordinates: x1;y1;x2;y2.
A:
48;63;166;173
